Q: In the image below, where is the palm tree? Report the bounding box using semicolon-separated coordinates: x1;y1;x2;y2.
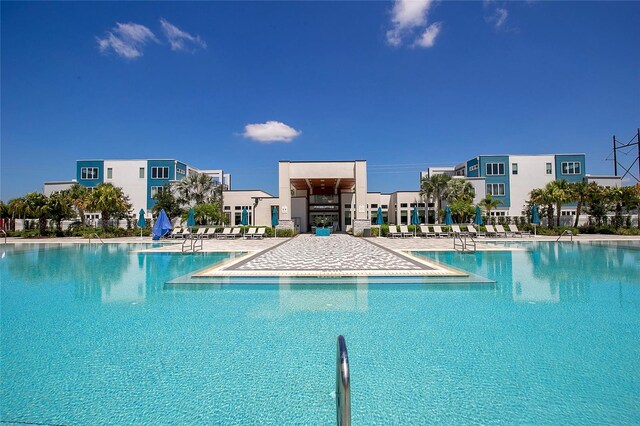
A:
478;194;503;222
444;179;475;204
570;181;590;228
529;187;554;228
23;192;50;236
585;185;612;226
66;183;90;225
420;174;452;223
173;172;217;206
546;180;573;227
87;183;132;228
47;191;75;231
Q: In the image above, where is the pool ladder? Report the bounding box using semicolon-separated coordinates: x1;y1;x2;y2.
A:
453;233;476;252
0;229;6;244
556;229;574;242
336;335;351;426
181;235;203;253
88;233;104;244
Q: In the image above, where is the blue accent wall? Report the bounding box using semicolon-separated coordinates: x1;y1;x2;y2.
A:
479;155;510;207
175;162;187;180
147;159;177;210
466;158;479;177
76;160;104;188
555;154;586;183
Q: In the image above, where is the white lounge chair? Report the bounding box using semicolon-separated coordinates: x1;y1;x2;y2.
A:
243;228;256;239
229;228;241;239
253;227;266;239
203;227;217;239
432;225;449;238
467;225;485;237
168;227;183;239
195;228;207;238
216;228;232;239
495;225;511;237
420;225;435;238
387;225;402;238
508;224;530;237
451;225;468;237
485;225;498;237
399;225;413;238
181;228;192;239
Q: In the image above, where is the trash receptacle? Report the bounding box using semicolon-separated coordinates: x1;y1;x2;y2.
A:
363;228;371;237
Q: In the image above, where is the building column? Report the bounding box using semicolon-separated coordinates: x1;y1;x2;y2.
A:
277;161;294;231
352;160;370;235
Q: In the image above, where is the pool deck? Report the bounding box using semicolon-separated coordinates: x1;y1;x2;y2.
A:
5;233;639;278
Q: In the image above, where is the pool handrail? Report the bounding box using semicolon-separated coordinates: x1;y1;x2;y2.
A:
556;229;574;242
88;233;103;244
336;335;351;426
0;229;6;244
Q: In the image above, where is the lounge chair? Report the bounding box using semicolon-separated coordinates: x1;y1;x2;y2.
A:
467;225;485;238
195;228;207;238
432;225;449;238
387;225;402;238
451;225;468;237
243;228;257;239
203;227;217;239
485;225;498;237
420;225;435;238
508;224;531;237
181;228;192;239
399;225;413;238
495;225;512;237
216;228;232;239
229;228;241;239
253;227;266;239
168;227;183;239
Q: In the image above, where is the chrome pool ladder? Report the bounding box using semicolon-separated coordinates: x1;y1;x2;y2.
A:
0;229;6;244
453;233;476;252
88;233;104;244
556;229;574;242
336;335;351;426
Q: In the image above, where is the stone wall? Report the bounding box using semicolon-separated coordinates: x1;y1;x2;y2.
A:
352;219;370;236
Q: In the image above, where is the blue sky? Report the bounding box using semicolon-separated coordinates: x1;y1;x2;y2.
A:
2;1;639;200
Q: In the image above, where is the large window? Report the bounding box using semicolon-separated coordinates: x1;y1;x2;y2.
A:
81;167;99;180
106;168;113;179
485;163;505;176
400;210;408;225
139;168;145;178
344;211;352;226
150;186;167;198
546;163;552;175
151;167;169;179
486;183;505;196
512;163;518;175
561;162;581;175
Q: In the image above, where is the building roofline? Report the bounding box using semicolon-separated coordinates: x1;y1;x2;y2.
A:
279;160;367;163
44;180;77;185
223;189;276;197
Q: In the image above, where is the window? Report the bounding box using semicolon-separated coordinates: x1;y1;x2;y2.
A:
400;203;408;208
400;210;408;225
485;163;505;176
381;204;388;209
370;203;378;208
546;163;552;175
486;183;505;196
81;167;99;180
469;164;478;172
344;211;352;226
106;168;113;179
139;168;145;178
150;186;166;198
151;166;169;179
561;161;581;175
224;206;230;211
512;163;518;175
344;204;351;209
213;177;220;185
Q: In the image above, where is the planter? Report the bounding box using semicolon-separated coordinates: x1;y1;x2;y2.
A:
315;227;330;236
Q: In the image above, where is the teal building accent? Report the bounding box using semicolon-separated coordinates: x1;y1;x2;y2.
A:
76;160;104;188
555;154;586;183
466;158;480;177
478;155;510;207
147;159;178;210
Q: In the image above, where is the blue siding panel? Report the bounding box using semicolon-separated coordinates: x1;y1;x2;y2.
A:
466;158;479;177
76;160;104;188
147;159;177;210
479;155;510;207
555;154;586;183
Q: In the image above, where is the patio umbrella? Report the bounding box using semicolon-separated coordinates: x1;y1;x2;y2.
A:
187;208;195;227
376;206;384;237
272;206;279;237
241;207;249;235
411;205;419;237
474;206;483;226
152;209;172;240
531;204;540;235
444;206;453;225
137;209;146;238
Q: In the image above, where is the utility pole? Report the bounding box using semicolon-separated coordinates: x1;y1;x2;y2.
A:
613;135;617;176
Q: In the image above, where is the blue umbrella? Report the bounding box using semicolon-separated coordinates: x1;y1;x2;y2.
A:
474;206;483;226
531;204;540;225
137;209;146;238
187;208;195;227
443;206;453;225
411;205;419;225
376;206;383;225
241;207;249;226
271;206;279;227
152;209;172;240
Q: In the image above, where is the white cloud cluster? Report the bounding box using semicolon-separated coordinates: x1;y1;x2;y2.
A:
97;19;206;59
243;121;301;143
160;18;207;52
97;22;158;59
386;0;442;49
485;6;509;29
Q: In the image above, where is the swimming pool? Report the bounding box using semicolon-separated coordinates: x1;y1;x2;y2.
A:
1;242;639;424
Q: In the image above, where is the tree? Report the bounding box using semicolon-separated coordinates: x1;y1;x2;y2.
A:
420;174;452;224
479;194;503;222
546;180;573;227
173;172;218;206
47;191;75;231
529;187;554;228
448;199;476;224
585;185;612;226
570;181;590;228
23;192;50;236
66;183;90;225
444;179;475;204
617;185;640;228
87;183;132;229
194;203;225;225
151;184;183;220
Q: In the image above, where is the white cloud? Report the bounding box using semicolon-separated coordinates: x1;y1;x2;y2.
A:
486;7;509;28
243;121;301;143
414;22;442;48
159;18;207;52
97;22;158;59
386;0;440;48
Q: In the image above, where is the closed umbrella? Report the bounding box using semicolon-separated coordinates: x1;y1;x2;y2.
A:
531;204;540;235
187;208;195;227
376;206;383;238
152;209;172;240
411;205;419;237
444;206;453;225
272;206;279;237
474;206;483;226
241;207;249;235
137;209;146;238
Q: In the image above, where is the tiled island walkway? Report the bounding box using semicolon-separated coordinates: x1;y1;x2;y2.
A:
195;234;465;277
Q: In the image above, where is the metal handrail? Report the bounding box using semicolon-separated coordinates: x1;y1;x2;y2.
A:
453;233;465;251
0;229;6;244
88;233;103;244
556;229;574;242
336;335;351;426
453;233;476;252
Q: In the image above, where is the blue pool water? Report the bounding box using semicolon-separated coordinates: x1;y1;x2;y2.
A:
1;242;639;425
